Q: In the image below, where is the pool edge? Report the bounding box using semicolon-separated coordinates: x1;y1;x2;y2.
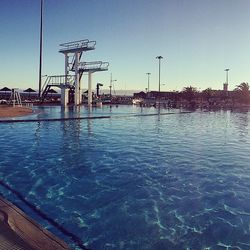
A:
0;196;70;250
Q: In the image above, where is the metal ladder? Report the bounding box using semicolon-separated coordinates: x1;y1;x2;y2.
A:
8;89;22;107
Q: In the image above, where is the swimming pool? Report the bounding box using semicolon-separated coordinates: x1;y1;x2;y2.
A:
1;105;250;249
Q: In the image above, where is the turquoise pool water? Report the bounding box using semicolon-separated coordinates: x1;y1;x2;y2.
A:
1;106;250;249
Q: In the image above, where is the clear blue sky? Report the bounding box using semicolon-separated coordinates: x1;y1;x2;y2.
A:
1;0;250;92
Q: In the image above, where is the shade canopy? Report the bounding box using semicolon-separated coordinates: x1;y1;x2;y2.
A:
47;89;57;93
23;88;36;93
0;87;11;92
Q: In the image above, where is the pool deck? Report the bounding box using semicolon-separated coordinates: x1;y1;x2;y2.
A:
0;196;70;250
0;106;33;118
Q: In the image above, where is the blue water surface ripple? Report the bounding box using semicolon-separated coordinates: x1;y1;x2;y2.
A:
0;106;250;249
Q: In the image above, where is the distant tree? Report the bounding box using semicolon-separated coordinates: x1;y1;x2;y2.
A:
182;86;197;102
235;82;250;103
202;88;213;102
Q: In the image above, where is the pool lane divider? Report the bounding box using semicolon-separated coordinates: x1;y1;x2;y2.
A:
0;111;192;124
0;180;90;250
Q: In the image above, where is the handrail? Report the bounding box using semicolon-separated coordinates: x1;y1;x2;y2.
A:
78;61;109;72
41;76;50;93
59;39;89;47
41;75;75;93
59;40;96;52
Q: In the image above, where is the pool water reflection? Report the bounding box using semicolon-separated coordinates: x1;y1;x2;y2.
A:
0;106;250;249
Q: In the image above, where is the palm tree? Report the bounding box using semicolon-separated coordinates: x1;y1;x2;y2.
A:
202;88;213;102
182;86;197;102
235;82;250;103
181;86;198;108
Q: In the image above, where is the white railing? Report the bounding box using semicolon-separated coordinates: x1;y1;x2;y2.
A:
41;75;75;93
59;39;96;52
78;61;109;72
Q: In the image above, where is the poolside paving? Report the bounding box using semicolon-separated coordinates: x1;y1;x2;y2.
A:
0;197;69;250
0;106;33;118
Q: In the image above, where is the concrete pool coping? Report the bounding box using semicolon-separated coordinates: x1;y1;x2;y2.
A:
0;196;69;250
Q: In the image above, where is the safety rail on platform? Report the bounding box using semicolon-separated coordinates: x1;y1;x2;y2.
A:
42;75;75;91
78;61;109;72
59;39;96;53
40;75;75;102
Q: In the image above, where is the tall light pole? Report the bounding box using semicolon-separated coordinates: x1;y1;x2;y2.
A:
146;73;151;93
156;56;163;93
109;73;117;98
38;0;44;98
225;68;230;85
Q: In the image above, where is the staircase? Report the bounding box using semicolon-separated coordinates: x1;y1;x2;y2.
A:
41;75;75;101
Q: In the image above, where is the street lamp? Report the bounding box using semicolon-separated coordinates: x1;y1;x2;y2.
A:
109;74;117;98
38;0;44;98
156;56;163;93
146;73;151;93
225;68;230;85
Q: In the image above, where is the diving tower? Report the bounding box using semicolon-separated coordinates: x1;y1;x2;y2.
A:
41;39;109;106
59;39;96;106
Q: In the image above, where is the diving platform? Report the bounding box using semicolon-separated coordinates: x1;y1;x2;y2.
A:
59;39;96;54
78;61;109;73
78;61;109;105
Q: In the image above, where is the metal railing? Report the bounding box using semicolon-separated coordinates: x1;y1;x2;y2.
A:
59;39;96;52
41;75;75;92
78;61;109;72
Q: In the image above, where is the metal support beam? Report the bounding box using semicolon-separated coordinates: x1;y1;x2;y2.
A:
156;56;163;93
60;53;69;106
61;88;69;106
